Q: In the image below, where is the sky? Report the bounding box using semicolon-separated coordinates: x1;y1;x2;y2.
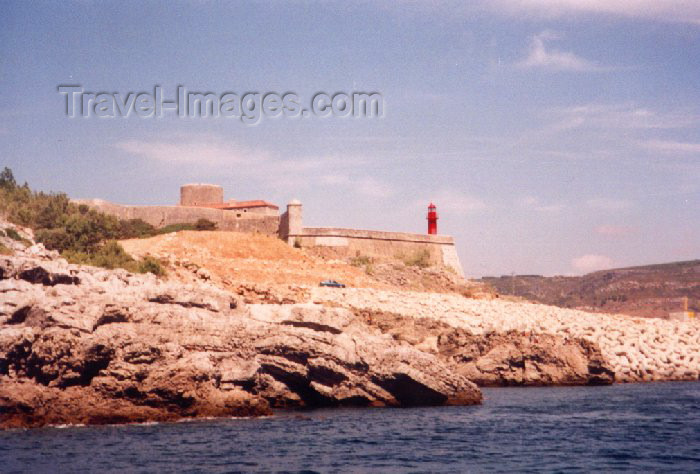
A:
1;0;699;277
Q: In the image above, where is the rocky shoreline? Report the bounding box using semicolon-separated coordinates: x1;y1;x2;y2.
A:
312;287;700;383
1;249;483;429
1;226;698;430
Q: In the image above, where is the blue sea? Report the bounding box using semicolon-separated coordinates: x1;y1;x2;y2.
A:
2;382;699;472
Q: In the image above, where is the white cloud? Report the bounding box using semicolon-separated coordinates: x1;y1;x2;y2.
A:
571;254;614;273
594;224;635;236
355;177;396;198
519;196;538;207
503;104;699;162
547;104;697;130
517;31;604;72
319;174;348;186
432;190;487;215
586;198;633;211
517;195;566;212
115;134;395;199
641;139;700;154
486;0;700;24
115;135;267;166
320;174;396;198
412;190;487;217
387;2;700;25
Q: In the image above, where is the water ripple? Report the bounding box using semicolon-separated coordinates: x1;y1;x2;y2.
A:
1;382;699;472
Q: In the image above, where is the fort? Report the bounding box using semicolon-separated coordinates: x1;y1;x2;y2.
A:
76;184;465;276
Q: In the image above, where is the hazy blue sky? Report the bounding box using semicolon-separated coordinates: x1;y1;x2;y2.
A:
1;1;699;277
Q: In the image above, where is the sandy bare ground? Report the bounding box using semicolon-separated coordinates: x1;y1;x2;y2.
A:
120;231;485;296
120;231;383;288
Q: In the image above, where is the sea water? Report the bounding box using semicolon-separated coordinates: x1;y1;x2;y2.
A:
1;382;699;472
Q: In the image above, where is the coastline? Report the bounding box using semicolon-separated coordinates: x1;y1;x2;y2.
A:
3;383;699;472
313;287;700;384
1;228;698;430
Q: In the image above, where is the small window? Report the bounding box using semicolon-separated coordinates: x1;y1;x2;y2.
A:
237;213;241;218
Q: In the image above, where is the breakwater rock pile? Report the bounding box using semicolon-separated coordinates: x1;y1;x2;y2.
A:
312;287;700;383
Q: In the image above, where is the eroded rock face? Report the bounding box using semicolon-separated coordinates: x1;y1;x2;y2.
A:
248;304;480;408
0;254;481;429
438;330;614;386
354;309;615;387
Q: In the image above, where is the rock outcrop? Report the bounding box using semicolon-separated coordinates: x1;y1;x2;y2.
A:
4;221;693;430
0;253;482;429
438;330;614;386
355;309;615;386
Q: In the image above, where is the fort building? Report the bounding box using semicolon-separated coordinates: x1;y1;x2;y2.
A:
179;184;279;217
76;184;465;276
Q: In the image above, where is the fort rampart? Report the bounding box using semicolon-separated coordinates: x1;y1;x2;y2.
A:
76;184;465;275
74;199;280;235
289;227;464;276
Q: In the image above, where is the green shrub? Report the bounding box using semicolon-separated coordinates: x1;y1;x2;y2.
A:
194;218;217;231
63;241;136;270
138;256;166;276
3;227;31;247
63;241;165;276
403;249;431;268
118;218;157;239
4;227;23;241
0;167;16;189
35;227;72;251
141;219;217;236
350;255;372;267
0;167;205;274
155;223;196;235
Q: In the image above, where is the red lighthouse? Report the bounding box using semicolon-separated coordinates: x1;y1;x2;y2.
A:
427;203;438;235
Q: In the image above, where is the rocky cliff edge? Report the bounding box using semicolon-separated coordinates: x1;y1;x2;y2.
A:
0;245;482;429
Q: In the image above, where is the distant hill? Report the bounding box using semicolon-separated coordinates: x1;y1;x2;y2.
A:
479;260;700;318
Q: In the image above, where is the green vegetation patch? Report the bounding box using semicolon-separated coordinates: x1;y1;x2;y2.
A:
0;166;176;275
350;255;373;267
63;241;166;276
151;218;218;236
2;227;31;247
401;249;432;268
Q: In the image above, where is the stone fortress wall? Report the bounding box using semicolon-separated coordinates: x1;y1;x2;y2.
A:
279;202;465;276
77;184;465;275
73;199;281;235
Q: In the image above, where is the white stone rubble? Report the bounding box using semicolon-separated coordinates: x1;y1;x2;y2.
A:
312;287;700;382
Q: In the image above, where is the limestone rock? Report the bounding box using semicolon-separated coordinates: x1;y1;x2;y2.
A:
0;253;482;429
317;288;700;384
439;330;615;386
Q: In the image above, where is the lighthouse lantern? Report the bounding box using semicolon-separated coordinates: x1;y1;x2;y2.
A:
427;203;438;235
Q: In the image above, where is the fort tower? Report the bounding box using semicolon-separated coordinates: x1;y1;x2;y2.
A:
180;184;224;207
